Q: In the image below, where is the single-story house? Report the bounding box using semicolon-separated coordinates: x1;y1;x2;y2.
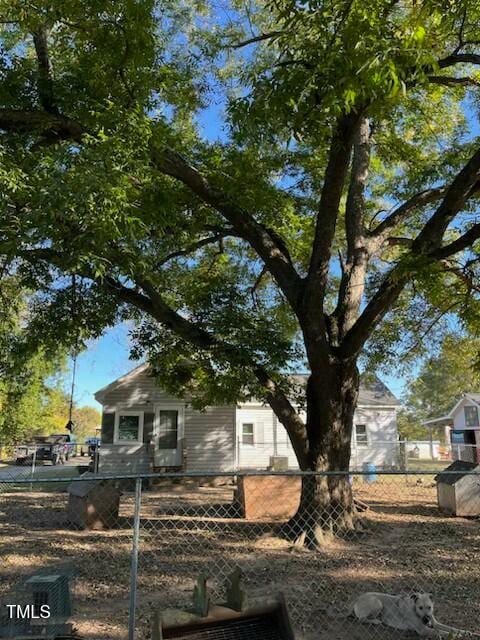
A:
423;394;480;464
94;364;400;475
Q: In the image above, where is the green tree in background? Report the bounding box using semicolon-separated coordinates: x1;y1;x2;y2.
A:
0;277;100;445
399;334;480;440
0;277;61;444
2;1;480;543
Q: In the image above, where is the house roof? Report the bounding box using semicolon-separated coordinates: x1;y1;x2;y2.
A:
95;365;399;407
94;362;149;402
434;460;480;485
423;393;480;427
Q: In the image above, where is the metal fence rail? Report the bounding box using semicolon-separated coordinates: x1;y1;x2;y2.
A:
0;470;479;639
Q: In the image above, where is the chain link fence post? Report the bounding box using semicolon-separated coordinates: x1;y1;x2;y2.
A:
29;446;37;492
128;478;143;640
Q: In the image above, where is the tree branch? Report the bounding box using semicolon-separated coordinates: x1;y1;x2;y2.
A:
339;144;480;357
156;230;237;267
429;222;480;259
438;53;480;69
369;187;446;238
303;112;359;348
332;116;371;339
0;109;85;141
8;244;309;466
345;116;370;259
114;274;309;467
438;258;480;294
411;148;480;253
428;75;480;88
32;28;57;114
150;146;304;312
229;30;285;49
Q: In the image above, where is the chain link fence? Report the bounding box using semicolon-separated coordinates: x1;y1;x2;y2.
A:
0;468;479;639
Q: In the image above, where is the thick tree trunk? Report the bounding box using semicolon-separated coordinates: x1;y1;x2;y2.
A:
283;361;360;547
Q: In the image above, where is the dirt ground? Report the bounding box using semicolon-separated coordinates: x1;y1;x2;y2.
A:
0;477;479;640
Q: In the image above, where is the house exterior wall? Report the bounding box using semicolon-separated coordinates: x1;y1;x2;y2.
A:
452;398;480;430
97;366;398;474
98;366;235;474
236;405;398;470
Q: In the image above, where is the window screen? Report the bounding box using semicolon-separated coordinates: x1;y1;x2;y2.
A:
355;424;368;446
118;415;140;441
464;406;479;427
242;423;254;445
158;410;178;449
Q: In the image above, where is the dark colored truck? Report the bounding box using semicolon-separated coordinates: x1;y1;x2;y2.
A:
14;434;76;465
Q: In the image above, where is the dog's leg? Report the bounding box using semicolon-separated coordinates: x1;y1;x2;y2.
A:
432;619;480;639
416;626;442;639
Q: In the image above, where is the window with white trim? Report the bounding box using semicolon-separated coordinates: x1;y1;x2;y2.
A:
242;423;254;445
116;413;143;442
355;424;368;447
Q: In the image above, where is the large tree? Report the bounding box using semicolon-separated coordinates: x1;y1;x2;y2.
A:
2;1;480;543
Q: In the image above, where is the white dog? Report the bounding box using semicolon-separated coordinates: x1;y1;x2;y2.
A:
347;592;478;638
350;592;437;636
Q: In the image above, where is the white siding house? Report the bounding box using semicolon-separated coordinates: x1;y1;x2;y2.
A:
95;364;400;474
424;394;480;464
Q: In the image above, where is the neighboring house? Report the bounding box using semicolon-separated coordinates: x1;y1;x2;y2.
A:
424;394;480;463
94;364;400;475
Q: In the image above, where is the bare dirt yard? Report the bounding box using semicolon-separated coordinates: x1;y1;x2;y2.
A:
0;476;479;640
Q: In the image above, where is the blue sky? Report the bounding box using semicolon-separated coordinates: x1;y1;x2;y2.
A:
69;324;142;410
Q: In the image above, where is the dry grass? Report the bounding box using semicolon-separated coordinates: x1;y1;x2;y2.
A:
0;477;479;640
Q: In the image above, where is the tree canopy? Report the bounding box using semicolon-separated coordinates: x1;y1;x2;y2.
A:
1;1;480;476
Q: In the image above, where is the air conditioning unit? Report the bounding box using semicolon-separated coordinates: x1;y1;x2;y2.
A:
269;456;289;471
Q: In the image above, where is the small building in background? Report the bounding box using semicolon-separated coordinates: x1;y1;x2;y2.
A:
435;460;480;517
424;393;480;464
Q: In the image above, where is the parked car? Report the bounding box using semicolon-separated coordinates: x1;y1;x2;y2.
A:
13;443;37;465
14;433;77;465
80;436;100;457
15;435;64;465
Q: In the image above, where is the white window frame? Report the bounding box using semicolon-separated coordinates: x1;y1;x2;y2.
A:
241;422;255;446
355;424;369;448
114;411;144;444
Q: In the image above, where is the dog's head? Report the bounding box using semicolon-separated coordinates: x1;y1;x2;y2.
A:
411;592;434;627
